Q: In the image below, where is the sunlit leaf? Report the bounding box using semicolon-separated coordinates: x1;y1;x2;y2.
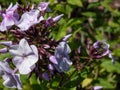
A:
67;0;83;7
82;78;93;88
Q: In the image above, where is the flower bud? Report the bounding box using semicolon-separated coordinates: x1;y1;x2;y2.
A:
0;48;8;53
53;14;64;23
0;41;12;47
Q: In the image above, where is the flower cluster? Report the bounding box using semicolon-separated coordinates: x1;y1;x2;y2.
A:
0;2;114;89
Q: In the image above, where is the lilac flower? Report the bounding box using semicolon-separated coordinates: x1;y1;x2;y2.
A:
88;40;114;63
9;38;38;74
0;3;19;32
38;2;51;12
0;59;22;89
49;42;72;72
16;10;44;31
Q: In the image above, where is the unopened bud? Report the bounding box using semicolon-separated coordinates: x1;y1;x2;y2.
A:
53;14;64;22
0;41;12;47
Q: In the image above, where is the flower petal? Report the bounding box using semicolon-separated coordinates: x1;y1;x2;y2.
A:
3;73;22;89
49;56;58;64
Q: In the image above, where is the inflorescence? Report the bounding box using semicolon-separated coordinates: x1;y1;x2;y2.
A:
0;2;114;89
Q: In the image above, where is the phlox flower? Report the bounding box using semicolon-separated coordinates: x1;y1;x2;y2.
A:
9;38;38;74
49;42;72;72
0;59;22;89
0;3;19;31
16;9;44;31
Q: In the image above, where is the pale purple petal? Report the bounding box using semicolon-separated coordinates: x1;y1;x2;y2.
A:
10;38;38;74
0;60;13;73
101;50;110;57
9;48;23;56
59;58;70;72
0;3;18;32
18;59;35;74
6;3;13;12
9;38;33;56
12;56;36;74
30;45;38;58
0;60;22;89
58;42;71;54
19;38;33;55
64;57;72;66
12;56;23;69
17;10;41;31
6;3;18;15
0;15;14;31
3;74;22;89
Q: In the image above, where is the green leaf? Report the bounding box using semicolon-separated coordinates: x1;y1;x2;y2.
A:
66;18;82;27
101;60;120;74
82;12;97;17
96;78;115;89
67;0;83;7
87;2;101;9
0;53;12;61
30;74;38;85
82;78;93;88
108;21;120;27
55;4;65;12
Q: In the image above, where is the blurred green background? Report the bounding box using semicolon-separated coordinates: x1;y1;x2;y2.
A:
0;0;120;90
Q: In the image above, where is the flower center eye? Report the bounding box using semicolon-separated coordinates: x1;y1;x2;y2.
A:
23;54;27;58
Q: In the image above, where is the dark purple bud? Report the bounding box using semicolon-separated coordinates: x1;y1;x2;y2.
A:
42;72;49;81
